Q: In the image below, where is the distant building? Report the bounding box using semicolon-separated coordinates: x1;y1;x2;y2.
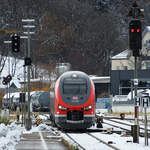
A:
90;76;110;98
111;26;150;95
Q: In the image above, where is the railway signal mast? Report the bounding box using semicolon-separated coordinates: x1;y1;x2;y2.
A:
127;1;144;143
22;19;35;131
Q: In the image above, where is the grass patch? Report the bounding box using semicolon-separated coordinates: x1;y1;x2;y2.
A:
0;118;11;125
62;138;79;150
0;116;11;125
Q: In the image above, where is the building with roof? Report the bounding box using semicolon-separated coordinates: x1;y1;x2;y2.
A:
90;76;110;98
111;26;150;96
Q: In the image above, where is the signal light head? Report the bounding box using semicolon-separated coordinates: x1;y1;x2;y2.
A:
6;75;12;82
11;34;20;53
2;77;8;85
129;20;142;56
2;75;12;85
7;75;12;79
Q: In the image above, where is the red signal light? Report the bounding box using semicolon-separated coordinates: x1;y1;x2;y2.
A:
131;29;134;32
137;29;140;32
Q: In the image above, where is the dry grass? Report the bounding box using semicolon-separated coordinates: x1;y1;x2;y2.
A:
61;138;79;150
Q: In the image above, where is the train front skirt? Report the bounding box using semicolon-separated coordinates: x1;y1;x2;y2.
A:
54;114;95;129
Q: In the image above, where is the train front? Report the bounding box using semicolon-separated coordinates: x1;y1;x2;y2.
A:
54;71;95;130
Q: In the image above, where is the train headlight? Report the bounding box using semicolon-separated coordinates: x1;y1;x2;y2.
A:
83;105;92;111
58;104;68;110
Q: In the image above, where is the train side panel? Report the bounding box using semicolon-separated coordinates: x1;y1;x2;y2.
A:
49;90;55;122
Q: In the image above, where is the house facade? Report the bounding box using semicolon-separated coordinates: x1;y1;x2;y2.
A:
111;26;150;96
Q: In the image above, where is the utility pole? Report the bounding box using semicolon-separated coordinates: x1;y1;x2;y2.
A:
22;19;35;130
128;1;144;143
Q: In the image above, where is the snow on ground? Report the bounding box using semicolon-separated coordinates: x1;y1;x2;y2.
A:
0;122;23;150
0;122;60;150
61;116;150;150
0;118;150;150
61;131;150;150
22;123;60;136
92;132;150;150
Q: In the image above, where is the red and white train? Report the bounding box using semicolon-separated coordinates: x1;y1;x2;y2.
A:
49;71;95;130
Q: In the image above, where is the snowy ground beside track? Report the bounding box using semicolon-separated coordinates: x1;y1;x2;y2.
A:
0;114;150;150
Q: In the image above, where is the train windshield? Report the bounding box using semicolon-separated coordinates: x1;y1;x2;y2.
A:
63;84;87;95
63;78;87;95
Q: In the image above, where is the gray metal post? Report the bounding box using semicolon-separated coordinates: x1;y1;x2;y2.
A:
133;56;139;143
131;81;133;101
8;55;10;109
4;41;12;110
20;36;28;127
26;28;31;130
144;107;148;146
7;84;8;108
23;65;26;126
7;55;10;109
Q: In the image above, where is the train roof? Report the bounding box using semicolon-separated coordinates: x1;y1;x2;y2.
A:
58;71;110;84
58;71;90;81
60;71;88;77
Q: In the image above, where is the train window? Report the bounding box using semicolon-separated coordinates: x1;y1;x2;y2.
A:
63;84;87;95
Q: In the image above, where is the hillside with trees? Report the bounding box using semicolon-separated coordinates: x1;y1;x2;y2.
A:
0;0;150;76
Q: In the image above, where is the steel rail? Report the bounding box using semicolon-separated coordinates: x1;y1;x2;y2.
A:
64;133;86;150
87;133;120;150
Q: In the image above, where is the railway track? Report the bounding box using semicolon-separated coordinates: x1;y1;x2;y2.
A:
32;113;150;149
103;118;150;137
103;116;150;123
105;118;150;131
64;132;120;150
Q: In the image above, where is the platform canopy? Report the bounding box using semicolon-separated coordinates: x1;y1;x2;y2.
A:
90;76;110;84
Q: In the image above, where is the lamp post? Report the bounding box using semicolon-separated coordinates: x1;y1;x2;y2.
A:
22;19;35;130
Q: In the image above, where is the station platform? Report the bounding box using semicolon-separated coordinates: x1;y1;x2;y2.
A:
15;131;68;150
